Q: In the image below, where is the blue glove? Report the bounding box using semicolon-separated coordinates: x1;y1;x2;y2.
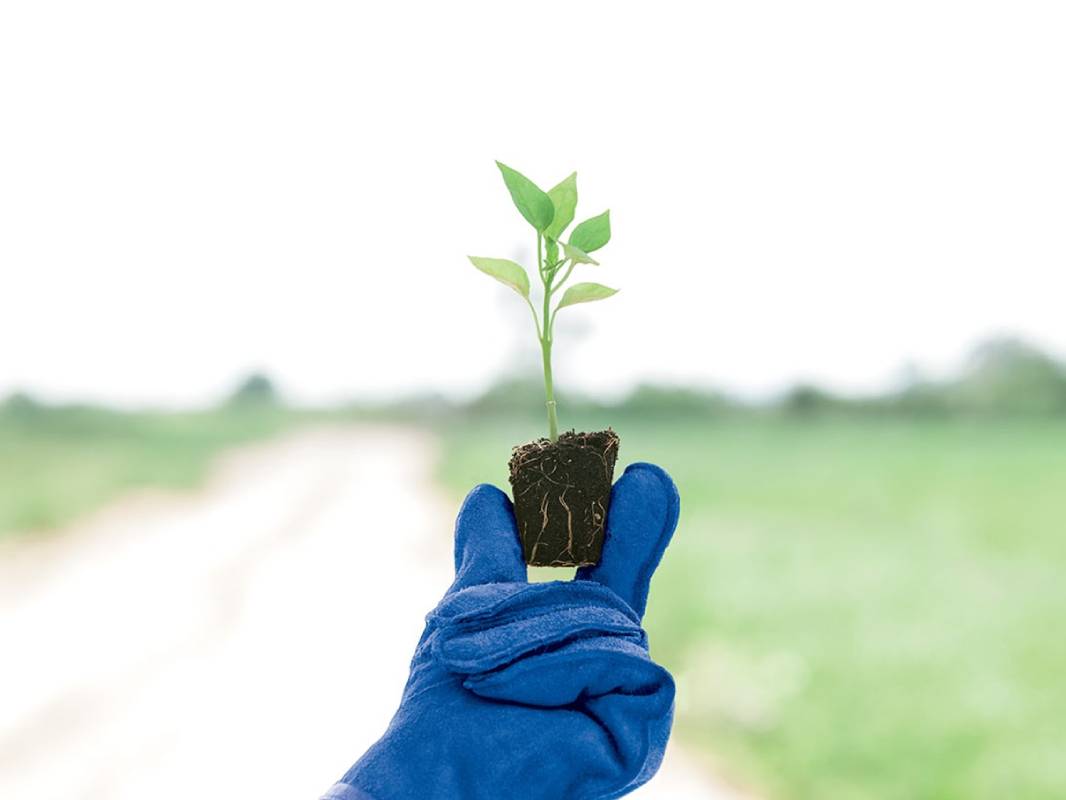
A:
322;462;681;800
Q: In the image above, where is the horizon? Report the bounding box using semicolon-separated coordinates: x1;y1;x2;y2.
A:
4;330;1061;412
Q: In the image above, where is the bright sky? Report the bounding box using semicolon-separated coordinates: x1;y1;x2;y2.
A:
2;2;1064;407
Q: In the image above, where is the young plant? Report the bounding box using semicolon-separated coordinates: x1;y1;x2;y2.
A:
469;162;617;442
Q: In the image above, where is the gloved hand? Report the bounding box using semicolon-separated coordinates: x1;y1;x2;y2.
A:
321;462;680;800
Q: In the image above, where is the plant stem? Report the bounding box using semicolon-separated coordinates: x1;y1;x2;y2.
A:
551;260;576;294
537;233;559;441
541;332;558;441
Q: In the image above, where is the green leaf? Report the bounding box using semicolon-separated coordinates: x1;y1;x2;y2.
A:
568;210;611;253
496;161;554;232
468;256;530;298
544;172;577;241
557;281;618;309
561;241;599;266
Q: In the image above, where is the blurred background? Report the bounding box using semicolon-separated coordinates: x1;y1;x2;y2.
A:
2;2;1065;799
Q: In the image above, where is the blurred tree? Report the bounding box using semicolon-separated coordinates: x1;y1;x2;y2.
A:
466;377;546;417
227;373;280;407
951;336;1066;414
881;337;1066;417
1;390;45;418
781;384;840;417
619;384;733;418
466;377;594;419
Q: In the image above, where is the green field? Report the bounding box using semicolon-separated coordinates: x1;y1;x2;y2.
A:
435;415;1066;800
5;403;1064;798
0;405;295;538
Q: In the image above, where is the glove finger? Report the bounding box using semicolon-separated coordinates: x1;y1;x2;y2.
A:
447;484;526;594
576;462;680;618
438;605;642;674
462;635;674;711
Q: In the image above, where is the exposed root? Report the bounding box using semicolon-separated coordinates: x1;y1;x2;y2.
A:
508;429;620;567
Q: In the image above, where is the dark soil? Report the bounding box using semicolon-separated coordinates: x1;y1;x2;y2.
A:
508;429;620;567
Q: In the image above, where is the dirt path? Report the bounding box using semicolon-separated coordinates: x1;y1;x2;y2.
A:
0;426;746;799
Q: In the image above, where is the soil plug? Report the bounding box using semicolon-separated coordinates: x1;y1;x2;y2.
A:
469;162;619;567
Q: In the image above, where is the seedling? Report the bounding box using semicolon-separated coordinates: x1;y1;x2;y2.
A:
468;162;621;567
469;162;617;440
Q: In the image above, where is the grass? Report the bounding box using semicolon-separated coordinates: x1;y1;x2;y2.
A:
434;414;1066;800
0;404;297;539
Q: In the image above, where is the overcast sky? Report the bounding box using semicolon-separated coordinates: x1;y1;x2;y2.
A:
2;1;1063;407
